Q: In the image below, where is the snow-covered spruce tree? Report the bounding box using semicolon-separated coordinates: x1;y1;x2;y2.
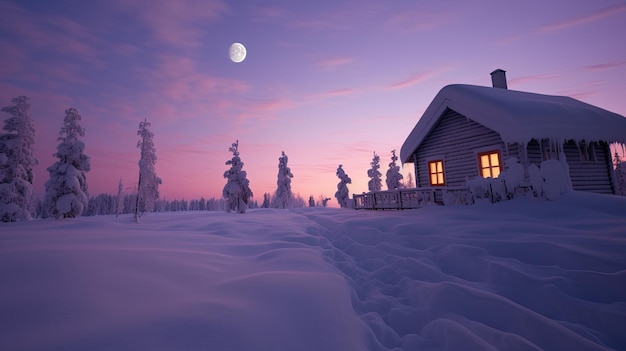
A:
385;149;403;190
614;152;626;196
404;172;414;188
0;96;38;222
223;140;253;213
135;119;161;221
335;164;352;208
261;192;270;208
322;197;331;207
272;151;294;208
367;151;382;192
44;108;91;218
116;178;124;217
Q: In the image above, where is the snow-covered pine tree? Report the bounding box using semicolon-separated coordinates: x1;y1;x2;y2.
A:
385;149;403;190
367;151;382;192
309;195;315;207
0;96;38;222
272;151;294;208
614;152;626;196
322;197;330;207
44;108;91;218
116;178;124;217
135;119;161;222
316;195;331;207
35;196;47;219
262;192;271;208
335;164;352;208
223;140;253;213
404;172;414;188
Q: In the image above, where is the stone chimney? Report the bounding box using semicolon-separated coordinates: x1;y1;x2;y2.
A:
490;69;508;89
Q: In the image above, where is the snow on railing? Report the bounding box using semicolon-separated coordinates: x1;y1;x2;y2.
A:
442;186;475;205
353;188;440;210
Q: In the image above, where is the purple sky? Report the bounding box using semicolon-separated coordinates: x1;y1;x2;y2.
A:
1;0;625;203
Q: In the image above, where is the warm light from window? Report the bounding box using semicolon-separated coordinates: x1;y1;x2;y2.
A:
429;160;445;185
479;151;501;178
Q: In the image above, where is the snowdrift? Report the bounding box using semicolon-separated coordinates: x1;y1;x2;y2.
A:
1;191;625;350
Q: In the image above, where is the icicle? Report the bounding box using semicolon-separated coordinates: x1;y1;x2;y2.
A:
555;138;560;160
554;138;562;160
558;138;573;190
576;140;583;161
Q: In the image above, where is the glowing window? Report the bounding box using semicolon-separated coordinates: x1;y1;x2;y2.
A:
428;160;445;186
479;151;501;178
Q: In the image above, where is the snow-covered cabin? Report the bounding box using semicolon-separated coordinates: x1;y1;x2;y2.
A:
400;69;626;196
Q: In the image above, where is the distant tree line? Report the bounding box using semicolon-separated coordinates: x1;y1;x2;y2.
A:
2;95;419;221
26;193;260;219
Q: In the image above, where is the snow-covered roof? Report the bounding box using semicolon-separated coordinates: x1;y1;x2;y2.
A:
400;84;626;163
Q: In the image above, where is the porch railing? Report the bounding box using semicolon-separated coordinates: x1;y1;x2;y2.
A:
353;186;473;210
353;188;434;210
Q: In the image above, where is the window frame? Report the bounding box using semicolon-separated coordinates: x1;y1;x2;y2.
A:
427;159;446;186
477;150;502;179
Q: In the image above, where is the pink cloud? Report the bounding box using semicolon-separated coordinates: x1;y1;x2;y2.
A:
47;17;104;66
251;4;348;31
383;7;451;33
566;91;599;100
315;57;354;70
295;19;350;31
508;73;560;87
39;11;101;57
197;78;250;94
250;99;294;112
581;60;626;72
552;80;604;100
232;98;296;123
276;41;307;49
387;66;453;90
496;33;526;46
254;5;290;20
365;114;401;122
167;143;223;157
307;88;355;100
146;54;250;100
114;43;141;57
40;62;93;86
540;4;626;32
114;53;252;125
112;0;228;47
0;38;28;78
0;2;105;81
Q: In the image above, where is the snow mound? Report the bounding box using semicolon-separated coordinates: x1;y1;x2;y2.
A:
1;192;625;350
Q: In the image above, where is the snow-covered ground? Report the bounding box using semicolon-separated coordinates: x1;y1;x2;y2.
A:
1;191;625;351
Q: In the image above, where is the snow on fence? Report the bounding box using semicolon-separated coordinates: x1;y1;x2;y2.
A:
354;188;440;210
354;186;479;210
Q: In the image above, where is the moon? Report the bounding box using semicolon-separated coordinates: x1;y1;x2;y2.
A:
229;42;246;63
